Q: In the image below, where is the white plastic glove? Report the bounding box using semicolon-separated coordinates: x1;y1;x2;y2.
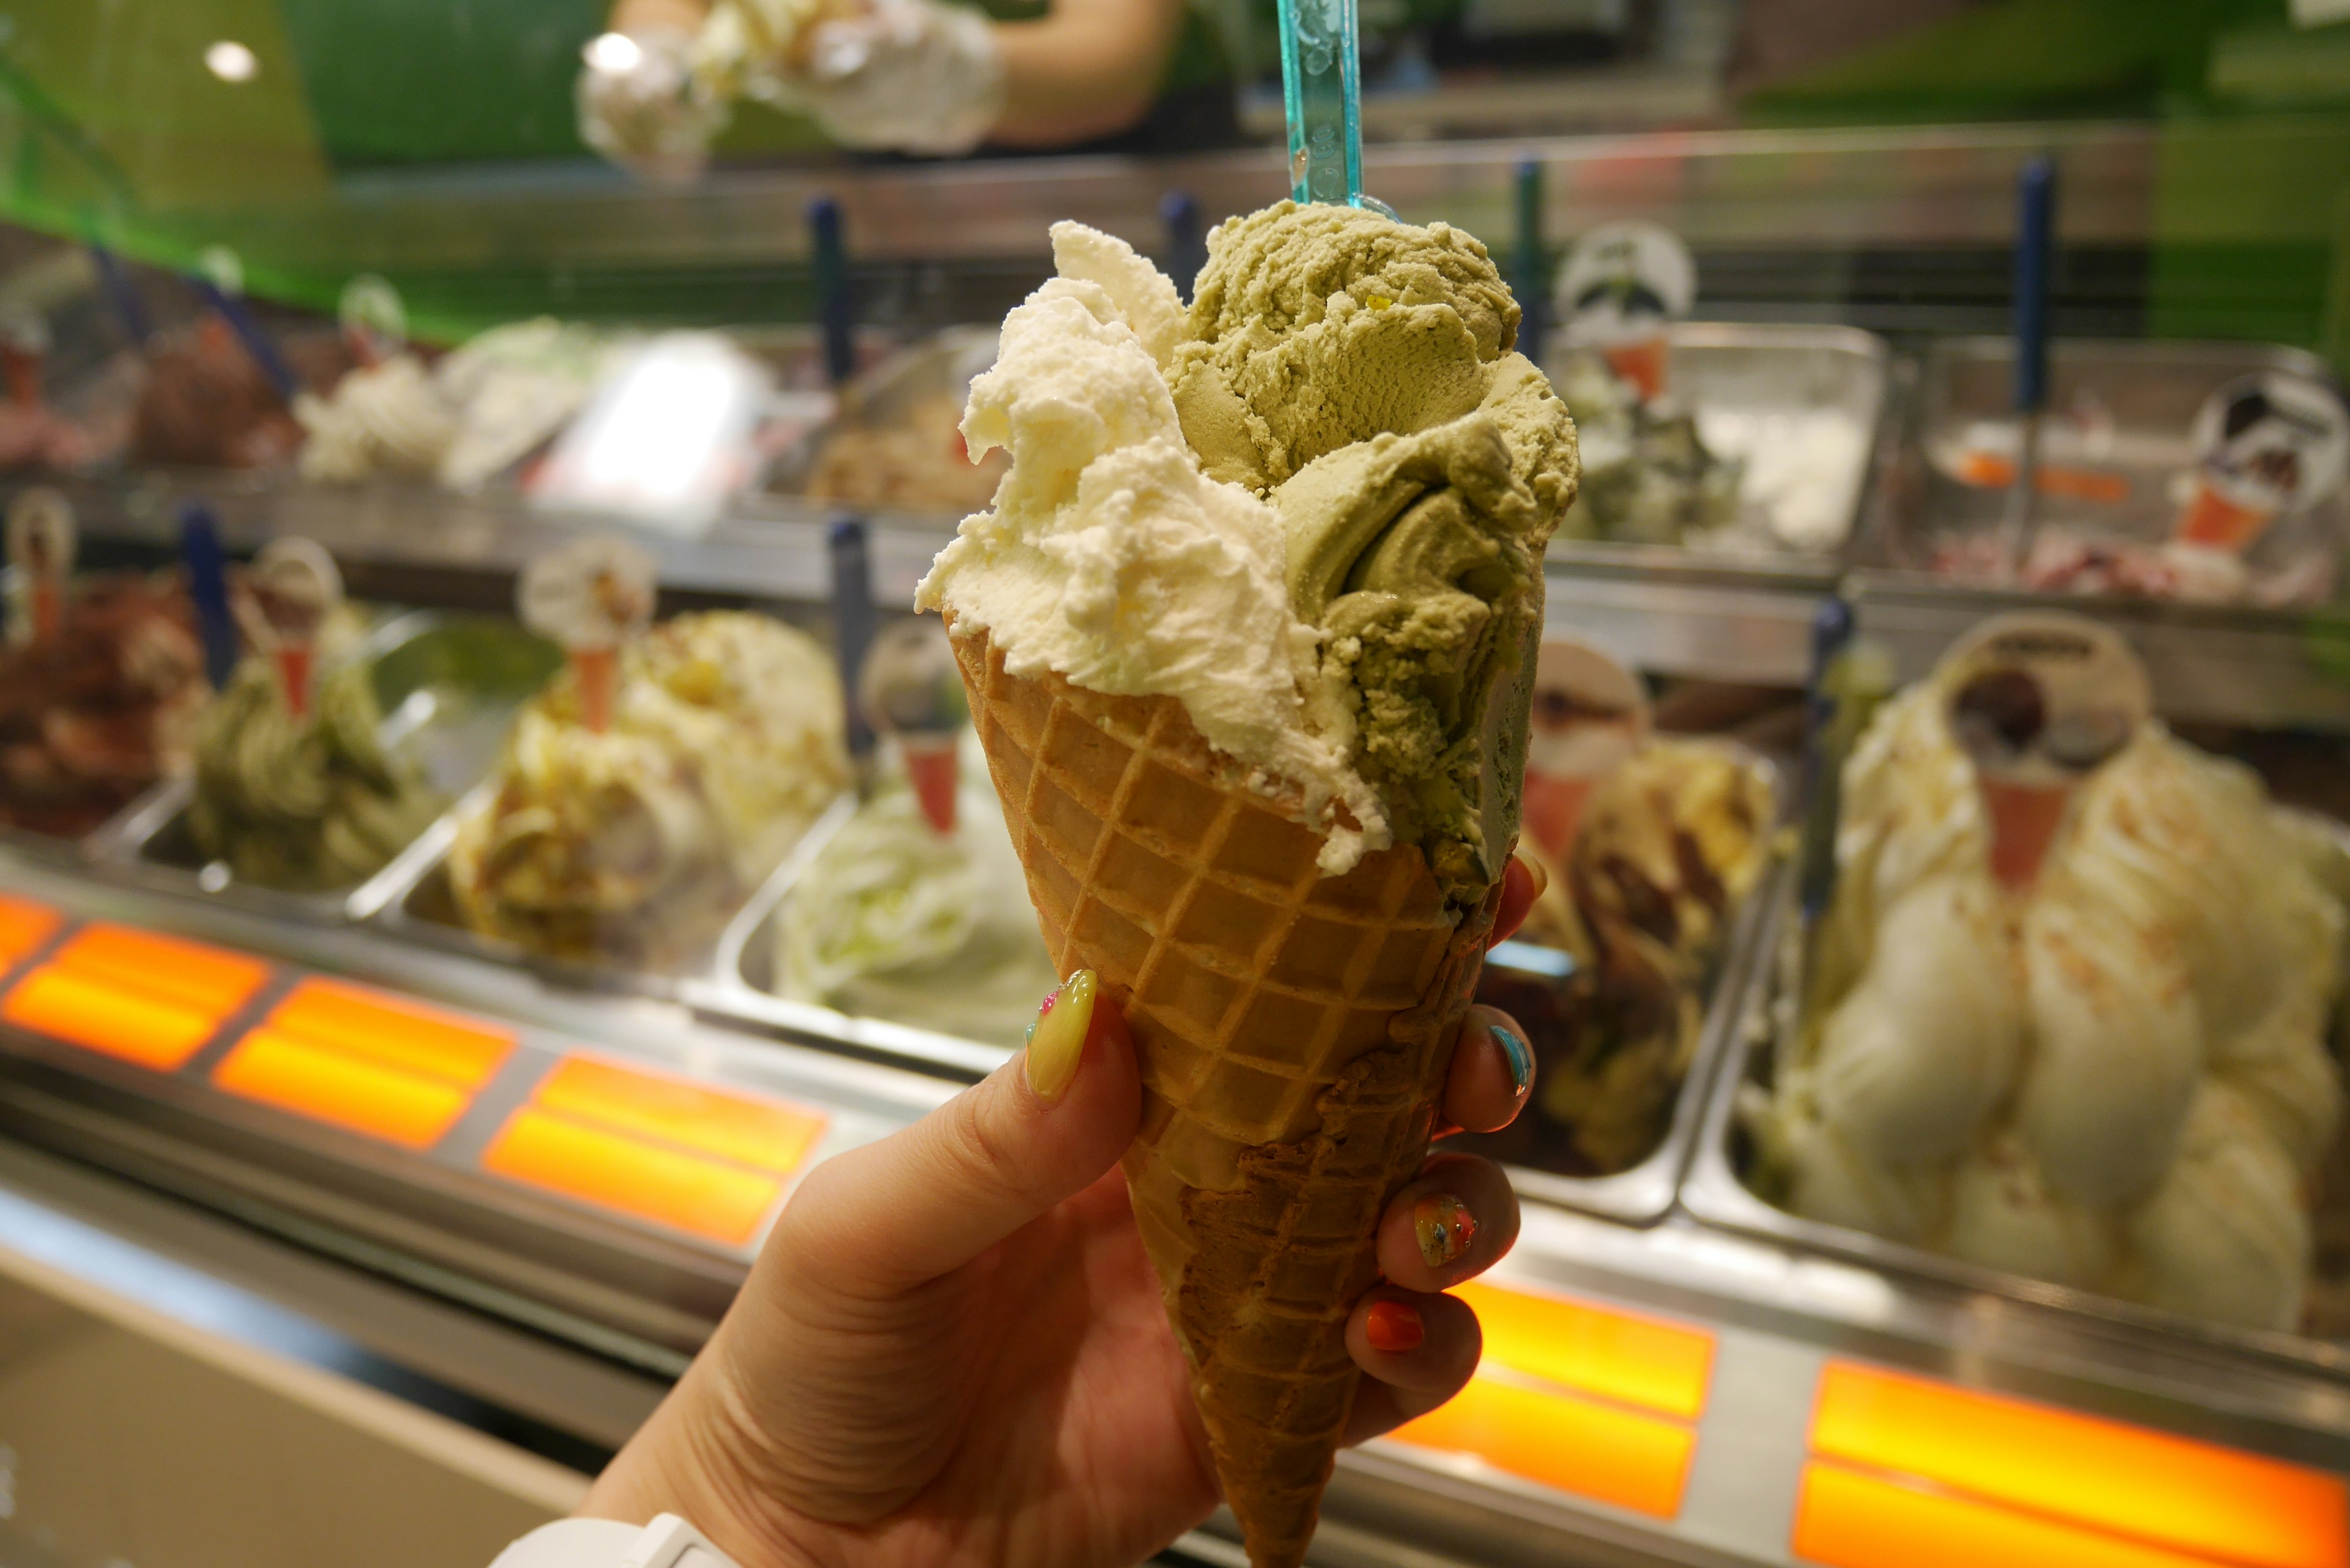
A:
789;0;1005;155
576;26;730;183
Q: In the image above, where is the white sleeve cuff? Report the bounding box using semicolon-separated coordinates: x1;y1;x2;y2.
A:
490;1515;744;1568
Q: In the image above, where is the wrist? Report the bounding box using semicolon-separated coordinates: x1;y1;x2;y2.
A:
582;1362;829;1568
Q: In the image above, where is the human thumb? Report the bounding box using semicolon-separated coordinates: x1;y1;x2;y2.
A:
769;971;1141;1293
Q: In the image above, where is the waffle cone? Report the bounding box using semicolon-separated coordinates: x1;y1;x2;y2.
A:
949;620;1504;1568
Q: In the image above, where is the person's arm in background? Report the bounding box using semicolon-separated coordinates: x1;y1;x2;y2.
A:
610;0;711;34
588;0;1184;164
989;0;1186;146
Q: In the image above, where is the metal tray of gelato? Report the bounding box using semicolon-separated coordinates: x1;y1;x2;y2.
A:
1542;323;1892;570
363;608;857;1002
1449;741;1786;1226
1871;337;2346;604
102;610;561;924
764;327;1004;525
1680;806;2350;1379
685;787;1015;1083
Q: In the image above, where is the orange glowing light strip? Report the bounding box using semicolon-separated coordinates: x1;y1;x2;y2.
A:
1794;1460;2228;1568
2;966;222;1070
482;1108;785;1245
1;924;270;1071
478;1055;829;1244
1809;1364;2349;1568
529;1056;828;1178
44;924;270;1018
1453;1281;1714;1421
259;979;514;1089
0;894;59;969
1391;1370;1696;1519
214;1028;473;1151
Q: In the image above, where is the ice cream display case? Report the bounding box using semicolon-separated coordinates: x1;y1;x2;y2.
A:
3;106;2350;1565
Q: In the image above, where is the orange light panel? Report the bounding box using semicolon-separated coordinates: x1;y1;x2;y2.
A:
214;1029;472;1151
2;924;270;1071
531;1056;828;1177
482;1108;783;1245
261;979;513;1089
1392;1371;1695;1519
0;895;59;968
1455;1281;1715;1420
1810;1363;2349;1568
45;925;268;1018
3;966;225;1070
1794;1461;2226;1568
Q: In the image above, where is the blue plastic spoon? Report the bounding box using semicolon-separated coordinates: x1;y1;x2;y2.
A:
1277;0;1383;212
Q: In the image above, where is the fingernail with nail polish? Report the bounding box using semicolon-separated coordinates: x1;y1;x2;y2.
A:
1024;969;1096;1103
1491;1023;1532;1099
1413;1192;1477;1269
1365;1300;1425;1354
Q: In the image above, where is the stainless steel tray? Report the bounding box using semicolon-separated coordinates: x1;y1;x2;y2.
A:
763;327;1001;525
97;610;560;924
1542;321;1893;574
1874;335;2347;596
685;796;1010;1083
1678;854;2350;1382
365;778;860;1006
1468;740;1786;1227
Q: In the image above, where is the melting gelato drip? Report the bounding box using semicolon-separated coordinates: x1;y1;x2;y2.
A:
187;648;444;892
449;611;848;966
1745;670;2347;1330
775;732;1059;1046
0;575;206;838
919;203;1578;895
1485;737;1770;1173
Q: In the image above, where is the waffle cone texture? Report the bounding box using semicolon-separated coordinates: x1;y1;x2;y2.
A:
948;619;1503;1568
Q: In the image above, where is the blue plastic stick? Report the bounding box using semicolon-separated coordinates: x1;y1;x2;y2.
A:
827;517;878;769
1512;159;1546;365
2001;155;2057;574
177;502;240;690
808;198;856;390
2012;157;2054;416
87;245;152;346
1277;0;1365;207
1796;595;1856;928
1161;190;1207;304
190;277;299;404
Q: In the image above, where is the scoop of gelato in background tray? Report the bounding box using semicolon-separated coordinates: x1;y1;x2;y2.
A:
1468;736;1773;1175
186;639;445;893
772;730;1057;1047
0;573;206;839
448;610;848;968
1742;668;2348;1332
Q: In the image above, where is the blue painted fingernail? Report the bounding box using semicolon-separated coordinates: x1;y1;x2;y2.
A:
1492;1023;1532;1097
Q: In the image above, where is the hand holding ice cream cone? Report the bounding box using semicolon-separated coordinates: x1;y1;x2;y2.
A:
580;857;1540;1568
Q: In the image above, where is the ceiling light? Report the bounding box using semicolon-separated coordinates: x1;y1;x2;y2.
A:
204;40;258;83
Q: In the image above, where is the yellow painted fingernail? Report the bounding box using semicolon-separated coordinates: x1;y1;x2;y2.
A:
1023;969;1096;1104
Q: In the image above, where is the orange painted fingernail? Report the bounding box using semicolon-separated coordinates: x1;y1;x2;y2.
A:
1414;1192;1477;1269
1024;969;1095;1103
1365;1300;1425;1354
